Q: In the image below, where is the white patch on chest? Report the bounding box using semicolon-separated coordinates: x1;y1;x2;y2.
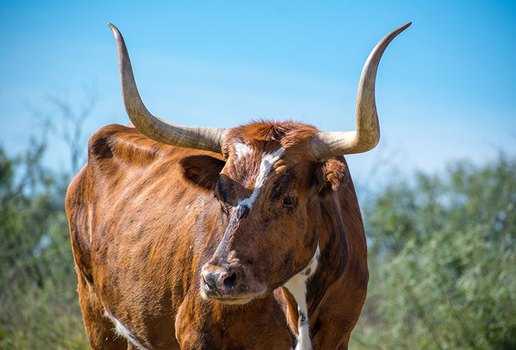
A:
237;147;285;209
104;311;148;350
284;243;321;350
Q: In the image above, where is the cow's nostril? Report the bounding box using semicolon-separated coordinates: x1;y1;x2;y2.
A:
202;266;242;295
222;270;238;289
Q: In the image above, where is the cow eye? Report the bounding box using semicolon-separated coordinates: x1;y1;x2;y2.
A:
283;195;297;208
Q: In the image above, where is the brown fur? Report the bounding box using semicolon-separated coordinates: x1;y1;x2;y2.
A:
66;121;368;349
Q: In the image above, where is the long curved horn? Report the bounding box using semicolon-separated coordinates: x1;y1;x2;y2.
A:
108;23;226;153
311;22;411;159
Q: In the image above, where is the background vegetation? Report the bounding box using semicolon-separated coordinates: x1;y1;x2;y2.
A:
351;155;515;349
0;117;514;349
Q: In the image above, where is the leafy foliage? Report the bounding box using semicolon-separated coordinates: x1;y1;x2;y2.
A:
352;155;516;349
0;144;87;349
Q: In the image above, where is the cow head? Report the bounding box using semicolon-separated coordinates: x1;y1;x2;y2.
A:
108;22;411;304
180;122;348;304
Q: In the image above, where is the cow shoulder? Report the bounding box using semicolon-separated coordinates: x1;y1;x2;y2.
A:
67;124;168;281
87;124;167;168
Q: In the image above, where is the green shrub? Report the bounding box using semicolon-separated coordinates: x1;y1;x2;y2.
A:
351;155;516;349
0;145;88;349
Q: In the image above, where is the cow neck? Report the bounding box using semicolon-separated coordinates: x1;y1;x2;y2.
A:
283;242;320;350
281;194;350;349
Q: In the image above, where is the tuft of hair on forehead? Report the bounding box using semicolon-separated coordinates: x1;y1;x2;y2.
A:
237;120;319;147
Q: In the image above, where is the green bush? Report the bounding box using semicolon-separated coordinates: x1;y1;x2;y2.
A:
0;145;88;349
351;155;516;349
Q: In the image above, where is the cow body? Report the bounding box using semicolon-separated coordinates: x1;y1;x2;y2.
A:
67;21;410;350
66;122;368;349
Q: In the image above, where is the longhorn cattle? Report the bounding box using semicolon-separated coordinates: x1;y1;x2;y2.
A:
66;23;410;349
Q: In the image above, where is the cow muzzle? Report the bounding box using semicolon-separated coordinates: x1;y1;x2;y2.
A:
200;264;266;305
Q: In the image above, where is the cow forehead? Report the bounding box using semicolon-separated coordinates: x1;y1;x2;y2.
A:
225;139;286;197
236;146;285;208
223;121;318;163
221;121;319;193
234;141;253;161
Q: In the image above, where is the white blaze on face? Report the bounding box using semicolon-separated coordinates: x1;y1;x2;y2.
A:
284;243;321;350
213;145;286;265
237;147;285;209
234;141;253;161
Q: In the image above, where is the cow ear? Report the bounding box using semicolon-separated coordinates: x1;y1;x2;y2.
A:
311;158;348;196
179;155;226;190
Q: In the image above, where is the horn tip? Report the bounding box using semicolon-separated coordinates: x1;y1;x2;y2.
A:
108;23;120;35
387;22;411;40
401;22;412;31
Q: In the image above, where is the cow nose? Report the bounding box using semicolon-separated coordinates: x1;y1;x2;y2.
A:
201;266;240;295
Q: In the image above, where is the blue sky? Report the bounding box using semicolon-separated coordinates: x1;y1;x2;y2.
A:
1;0;515;183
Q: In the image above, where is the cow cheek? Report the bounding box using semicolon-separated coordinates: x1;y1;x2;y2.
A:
266;216;314;287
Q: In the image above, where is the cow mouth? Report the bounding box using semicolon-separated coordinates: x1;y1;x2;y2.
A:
201;288;267;305
209;295;257;305
200;277;267;305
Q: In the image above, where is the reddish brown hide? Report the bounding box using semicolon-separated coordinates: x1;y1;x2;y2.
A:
66;121;368;349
